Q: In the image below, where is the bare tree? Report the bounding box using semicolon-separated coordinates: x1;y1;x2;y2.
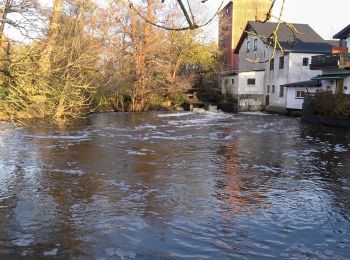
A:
127;0;224;31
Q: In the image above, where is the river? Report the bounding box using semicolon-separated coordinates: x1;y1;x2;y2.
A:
0;111;350;259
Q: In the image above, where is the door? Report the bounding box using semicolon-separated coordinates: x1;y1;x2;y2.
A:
265;95;270;106
336;79;344;94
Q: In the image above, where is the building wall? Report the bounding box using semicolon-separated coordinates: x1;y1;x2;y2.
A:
347;36;350;51
232;0;272;50
286;87;319;110
238;71;265;95
320;68;350;94
238;35;268;72
219;3;233;70
236;71;265;111
220;71;265;111
319;76;350;95
221;75;238;95
264;52;322;108
345;76;350;93
264;50;289;107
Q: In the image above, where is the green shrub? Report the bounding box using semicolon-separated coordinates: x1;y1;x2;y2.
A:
314;92;350;117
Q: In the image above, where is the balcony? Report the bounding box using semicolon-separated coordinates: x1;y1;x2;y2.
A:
310;53;350;70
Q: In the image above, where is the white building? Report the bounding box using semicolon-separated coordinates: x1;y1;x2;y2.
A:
222;21;335;112
310;24;350;94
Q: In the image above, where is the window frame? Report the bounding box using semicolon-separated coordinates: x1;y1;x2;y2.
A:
279;56;284;69
270;58;274;70
247;78;256;85
279;85;284;97
295;90;305;99
253;39;258;51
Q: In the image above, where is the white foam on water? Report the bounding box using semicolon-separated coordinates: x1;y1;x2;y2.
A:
50;169;84;175
26;134;90;141
43;248;59;256
105;248;136;259
223;130;241;140
334;144;348;153
13;237;34;247
157;112;192;118
127;150;147;156
240;112;272;116
135;124;157;130
151;135;192;141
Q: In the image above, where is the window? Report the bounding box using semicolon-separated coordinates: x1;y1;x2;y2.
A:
296;90;305;99
279;56;284;69
247;78;256;85
272;85;275;93
232;79;234;85
344;86;348;91
267;85;270;93
247;41;250;53
279;86;284;97
302;58;309;66
225;79;228;85
270;58;274;70
254;39;257;51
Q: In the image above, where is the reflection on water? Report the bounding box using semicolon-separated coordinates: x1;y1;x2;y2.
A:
0;111;350;259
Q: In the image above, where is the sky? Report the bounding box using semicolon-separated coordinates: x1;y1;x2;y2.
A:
7;0;350;42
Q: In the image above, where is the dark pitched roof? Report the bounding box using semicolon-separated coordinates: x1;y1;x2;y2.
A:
333;24;350;39
282;80;321;88
325;40;340;47
235;21;333;54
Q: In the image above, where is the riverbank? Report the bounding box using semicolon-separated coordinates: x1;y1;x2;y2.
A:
302;102;350;129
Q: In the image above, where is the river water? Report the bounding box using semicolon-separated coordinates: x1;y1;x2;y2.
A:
0;111;350;259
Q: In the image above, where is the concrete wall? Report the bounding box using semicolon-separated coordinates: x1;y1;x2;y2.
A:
235;71;265;111
221;71;265;111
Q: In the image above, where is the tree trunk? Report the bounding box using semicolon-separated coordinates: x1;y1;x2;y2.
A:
0;0;11;47
40;0;64;73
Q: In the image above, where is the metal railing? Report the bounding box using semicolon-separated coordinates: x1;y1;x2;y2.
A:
310;53;350;70
303;92;316;104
